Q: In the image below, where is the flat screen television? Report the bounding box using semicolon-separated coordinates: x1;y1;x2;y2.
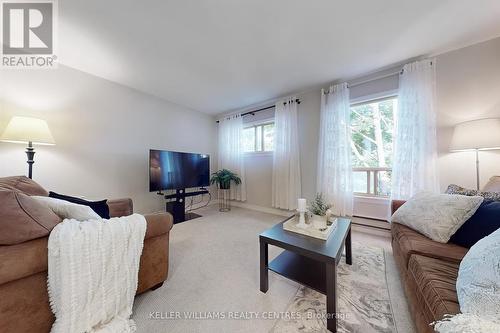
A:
149;149;210;192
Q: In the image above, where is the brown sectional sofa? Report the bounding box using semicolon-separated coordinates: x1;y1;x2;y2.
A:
0;176;174;333
391;200;467;333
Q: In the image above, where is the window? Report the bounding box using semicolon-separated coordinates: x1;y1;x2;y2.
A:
243;122;275;152
350;97;397;196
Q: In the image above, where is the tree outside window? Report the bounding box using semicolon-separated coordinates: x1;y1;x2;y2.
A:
243;122;275;152
350;97;396;196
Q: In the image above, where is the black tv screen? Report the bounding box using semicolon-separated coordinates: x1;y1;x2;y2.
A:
149;150;210;191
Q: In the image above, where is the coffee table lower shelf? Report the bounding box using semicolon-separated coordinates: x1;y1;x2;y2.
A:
259;217;352;333
268;250;327;294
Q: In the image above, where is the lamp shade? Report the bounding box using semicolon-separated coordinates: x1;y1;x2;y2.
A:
450;118;500;151
0;116;55;145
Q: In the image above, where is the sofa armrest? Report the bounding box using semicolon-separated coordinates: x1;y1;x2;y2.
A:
144;212;173;239
391;200;406;215
0;237;48;285
0;212;174;285
108;198;133;217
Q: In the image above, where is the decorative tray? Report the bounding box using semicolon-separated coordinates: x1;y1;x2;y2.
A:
283;216;338;240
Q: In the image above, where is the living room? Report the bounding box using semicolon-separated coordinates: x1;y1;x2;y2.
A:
1;1;499;333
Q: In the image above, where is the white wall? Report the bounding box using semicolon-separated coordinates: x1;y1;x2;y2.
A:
0;65;217;214
240;108;274;207
436;37;500;190
231;36;500;218
244;153;273;207
297;90;322;202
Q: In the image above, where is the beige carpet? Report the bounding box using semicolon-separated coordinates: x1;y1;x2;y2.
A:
132;205;415;333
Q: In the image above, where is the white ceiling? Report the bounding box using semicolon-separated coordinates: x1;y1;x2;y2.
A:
59;0;500;114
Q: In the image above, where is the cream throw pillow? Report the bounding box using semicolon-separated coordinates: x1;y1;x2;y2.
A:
457;227;500;316
32;196;101;221
391;192;483;243
433;228;500;332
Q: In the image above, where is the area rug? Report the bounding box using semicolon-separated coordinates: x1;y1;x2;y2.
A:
271;242;396;333
132;207;413;333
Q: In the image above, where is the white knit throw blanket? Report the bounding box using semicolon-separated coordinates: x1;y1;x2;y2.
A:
47;214;147;333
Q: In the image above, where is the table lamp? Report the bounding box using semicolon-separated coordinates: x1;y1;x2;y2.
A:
449;118;500;190
0;116;55;179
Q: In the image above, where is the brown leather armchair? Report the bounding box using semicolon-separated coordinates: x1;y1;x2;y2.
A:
0;176;173;333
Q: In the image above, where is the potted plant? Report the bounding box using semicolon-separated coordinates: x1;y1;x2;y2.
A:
210;169;242;189
308;193;333;228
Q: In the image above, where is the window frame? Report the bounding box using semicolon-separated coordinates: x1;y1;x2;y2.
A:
243;119;275;154
350;94;397;197
350;89;398;106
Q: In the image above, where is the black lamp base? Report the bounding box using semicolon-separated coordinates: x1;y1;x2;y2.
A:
26;141;35;179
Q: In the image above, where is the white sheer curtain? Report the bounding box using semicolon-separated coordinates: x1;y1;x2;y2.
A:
272;97;301;210
217;114;246;201
317;83;353;216
391;59;439;200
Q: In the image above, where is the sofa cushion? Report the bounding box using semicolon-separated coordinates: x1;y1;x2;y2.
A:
391;222;467;267
49;191;110;219
407;254;460;322
450;200;500;248
32;196;101;221
0;190;61;245
456;228;500;316
391;192;483;243
0;237;48;285
446;183;500;202
0;176;48;196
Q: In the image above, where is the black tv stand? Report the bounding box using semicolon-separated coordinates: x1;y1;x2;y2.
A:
164;188;209;223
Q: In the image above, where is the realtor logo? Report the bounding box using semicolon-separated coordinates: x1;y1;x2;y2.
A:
1;0;57;68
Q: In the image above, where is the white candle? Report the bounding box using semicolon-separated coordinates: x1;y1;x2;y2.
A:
297;198;307;211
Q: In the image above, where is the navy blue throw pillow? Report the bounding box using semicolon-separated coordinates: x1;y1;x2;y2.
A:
49;191;110;219
449;200;500;248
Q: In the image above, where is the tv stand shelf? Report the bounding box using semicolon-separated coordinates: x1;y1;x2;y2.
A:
164;188;209;224
164;189;208;200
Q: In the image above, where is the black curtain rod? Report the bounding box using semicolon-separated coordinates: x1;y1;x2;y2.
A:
241;105;274;116
322;60;434;95
216;98;301;123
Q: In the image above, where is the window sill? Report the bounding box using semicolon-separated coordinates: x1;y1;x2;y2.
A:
244;151;273;157
354;194;389;198
353;195;390;203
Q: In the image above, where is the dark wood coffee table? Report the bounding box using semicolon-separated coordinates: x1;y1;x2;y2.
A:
259;216;352;332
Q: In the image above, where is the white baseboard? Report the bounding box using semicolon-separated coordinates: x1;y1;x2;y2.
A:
228;201;292;217
352;224;391;238
226;201;391;237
